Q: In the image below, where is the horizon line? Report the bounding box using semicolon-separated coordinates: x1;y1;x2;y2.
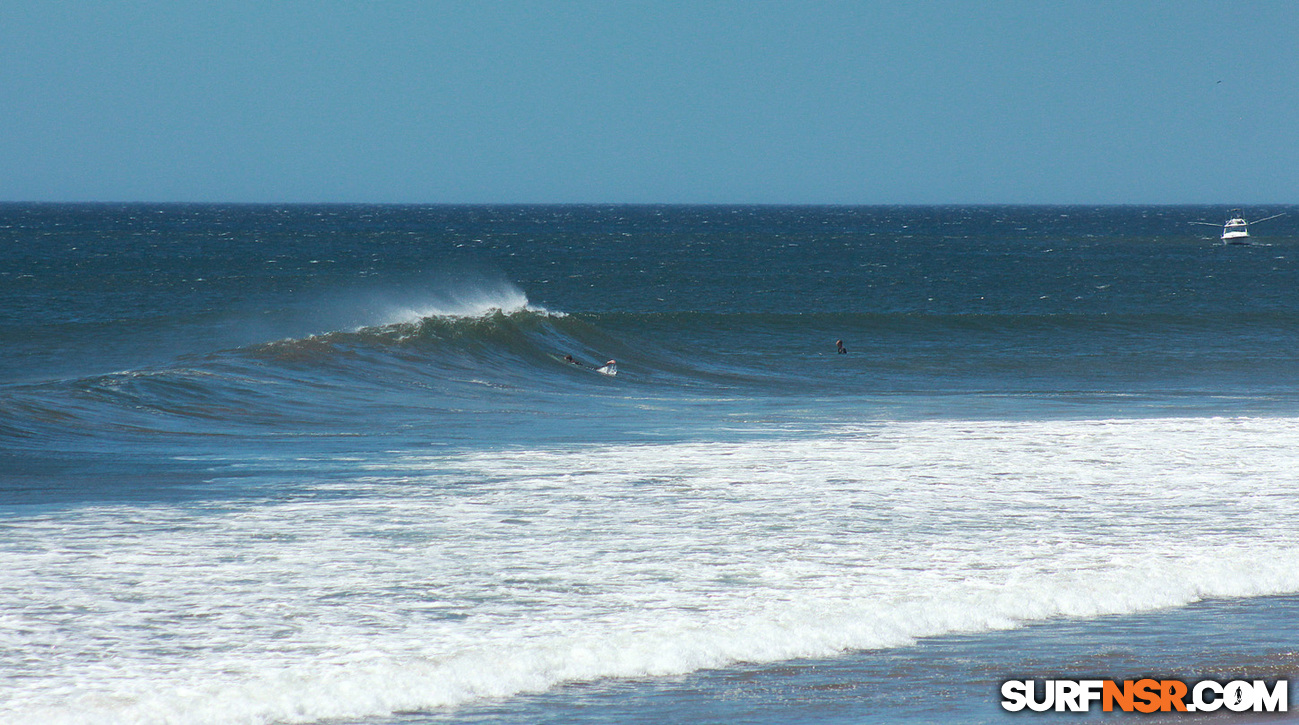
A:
1;200;1295;208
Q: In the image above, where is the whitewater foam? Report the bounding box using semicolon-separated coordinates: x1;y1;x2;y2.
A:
4;416;1299;724
375;283;558;327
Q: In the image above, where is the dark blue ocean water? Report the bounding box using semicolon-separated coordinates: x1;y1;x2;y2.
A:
3;205;1298;724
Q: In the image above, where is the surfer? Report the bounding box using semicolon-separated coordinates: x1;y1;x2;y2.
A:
563;354;583;366
836;339;847;354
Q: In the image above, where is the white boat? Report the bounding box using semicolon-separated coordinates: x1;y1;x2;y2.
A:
1192;210;1285;245
1220;211;1250;243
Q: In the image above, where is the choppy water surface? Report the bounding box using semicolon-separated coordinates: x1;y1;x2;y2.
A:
3;205;1298;723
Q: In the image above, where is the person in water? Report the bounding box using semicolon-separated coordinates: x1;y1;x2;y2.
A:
563;354;583;366
836;339;847;354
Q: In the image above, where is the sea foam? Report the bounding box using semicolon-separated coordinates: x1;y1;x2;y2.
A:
4;416;1299;724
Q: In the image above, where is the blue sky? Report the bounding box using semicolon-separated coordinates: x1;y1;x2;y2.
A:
2;1;1296;204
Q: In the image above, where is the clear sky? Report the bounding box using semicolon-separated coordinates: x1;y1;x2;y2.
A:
2;1;1296;204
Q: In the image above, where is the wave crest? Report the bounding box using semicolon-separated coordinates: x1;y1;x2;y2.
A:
373;284;560;328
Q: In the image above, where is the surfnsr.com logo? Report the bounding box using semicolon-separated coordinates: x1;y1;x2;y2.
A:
1001;679;1288;713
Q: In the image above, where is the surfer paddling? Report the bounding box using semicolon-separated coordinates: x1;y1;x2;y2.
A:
562;354;617;376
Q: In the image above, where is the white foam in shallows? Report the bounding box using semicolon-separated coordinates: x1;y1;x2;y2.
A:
3;416;1299;724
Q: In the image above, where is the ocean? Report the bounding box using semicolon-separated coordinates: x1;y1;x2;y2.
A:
3;204;1298;724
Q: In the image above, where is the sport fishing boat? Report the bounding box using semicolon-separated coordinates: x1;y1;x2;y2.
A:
1220;211;1250;243
1192;210;1285;245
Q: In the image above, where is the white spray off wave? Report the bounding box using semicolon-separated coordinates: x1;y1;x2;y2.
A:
376;280;559;327
4;416;1299;723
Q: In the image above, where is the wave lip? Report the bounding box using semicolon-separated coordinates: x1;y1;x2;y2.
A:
373;284;560;328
